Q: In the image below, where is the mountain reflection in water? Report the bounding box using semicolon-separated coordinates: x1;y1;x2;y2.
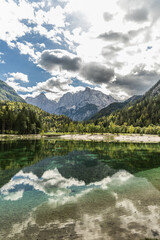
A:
0;139;160;240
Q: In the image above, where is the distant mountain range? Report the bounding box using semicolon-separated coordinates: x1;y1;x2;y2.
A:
26;87;117;121
26;93;57;113
1;78;159;126
0;80;25;103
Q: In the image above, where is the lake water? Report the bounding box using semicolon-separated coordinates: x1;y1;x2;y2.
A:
0;139;160;240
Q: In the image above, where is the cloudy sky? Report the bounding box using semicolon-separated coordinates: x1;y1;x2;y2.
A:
0;0;160;100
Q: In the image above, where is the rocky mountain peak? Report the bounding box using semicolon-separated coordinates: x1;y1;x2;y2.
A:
26;88;117;121
85;87;92;92
37;93;47;99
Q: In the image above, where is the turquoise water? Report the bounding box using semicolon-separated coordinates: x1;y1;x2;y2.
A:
0;139;160;240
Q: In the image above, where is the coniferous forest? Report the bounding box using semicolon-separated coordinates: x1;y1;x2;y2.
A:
0;101;71;134
90;94;160;135
0;95;160;135
0;79;160;135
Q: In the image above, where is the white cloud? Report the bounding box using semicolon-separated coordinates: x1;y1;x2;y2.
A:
24;75;85;100
16;42;40;62
1;0;160;98
5;71;84;100
36;43;46;49
0;0;34;47
5;80;30;93
44;6;65;27
5;72;30;93
8;72;29;83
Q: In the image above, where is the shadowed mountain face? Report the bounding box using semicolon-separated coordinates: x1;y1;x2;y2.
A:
26;87;117;121
91;95;142;120
0;80;25;103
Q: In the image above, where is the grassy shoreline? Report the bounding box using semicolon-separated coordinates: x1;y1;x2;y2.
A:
0;133;160;143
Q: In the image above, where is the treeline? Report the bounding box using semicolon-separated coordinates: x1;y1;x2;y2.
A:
83;94;160;135
0;101;71;134
60;121;160;135
105;95;160;127
0;97;160;135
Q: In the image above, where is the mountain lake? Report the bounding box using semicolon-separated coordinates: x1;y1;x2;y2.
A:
0;139;160;240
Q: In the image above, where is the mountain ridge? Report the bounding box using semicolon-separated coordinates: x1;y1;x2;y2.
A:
26;93;58;113
91;95;142;121
0;80;25;103
98;79;160;127
144;79;160;98
26;87;117;121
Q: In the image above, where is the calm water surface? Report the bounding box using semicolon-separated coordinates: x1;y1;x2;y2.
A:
0;139;160;240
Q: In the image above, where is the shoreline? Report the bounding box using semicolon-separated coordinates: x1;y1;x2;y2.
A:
0;134;42;140
57;133;160;143
0;133;160;143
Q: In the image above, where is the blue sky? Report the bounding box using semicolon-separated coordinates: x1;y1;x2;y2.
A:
0;0;160;100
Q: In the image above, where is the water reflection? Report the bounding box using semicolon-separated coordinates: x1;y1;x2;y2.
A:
0;139;160;239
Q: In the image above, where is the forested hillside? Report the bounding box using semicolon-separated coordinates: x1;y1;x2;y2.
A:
0;80;25;102
91;95;142;120
107;94;160;127
0;80;160;135
88;80;160;134
102;80;160;127
0;101;71;134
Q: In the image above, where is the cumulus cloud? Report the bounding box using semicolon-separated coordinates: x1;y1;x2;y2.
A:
5;81;30;93
98;31;130;43
7;72;29;83
80;62;115;84
38;50;82;73
33;76;72;92
0;0;65;57
38;49;115;85
125;8;149;23
5;72;30;93
1;0;160;99
108;64;160;97
102;46;122;58
36;43;46;49
103;12;113;22
0;0;33;47
16;42;40;62
20;76;85;100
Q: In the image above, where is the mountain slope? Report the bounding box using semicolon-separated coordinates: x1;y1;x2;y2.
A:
0;101;71;134
26;87;117;121
105;80;160;127
55;103;98;121
57;87;116;110
91;95;142;120
0;80;25;102
145;79;160;98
